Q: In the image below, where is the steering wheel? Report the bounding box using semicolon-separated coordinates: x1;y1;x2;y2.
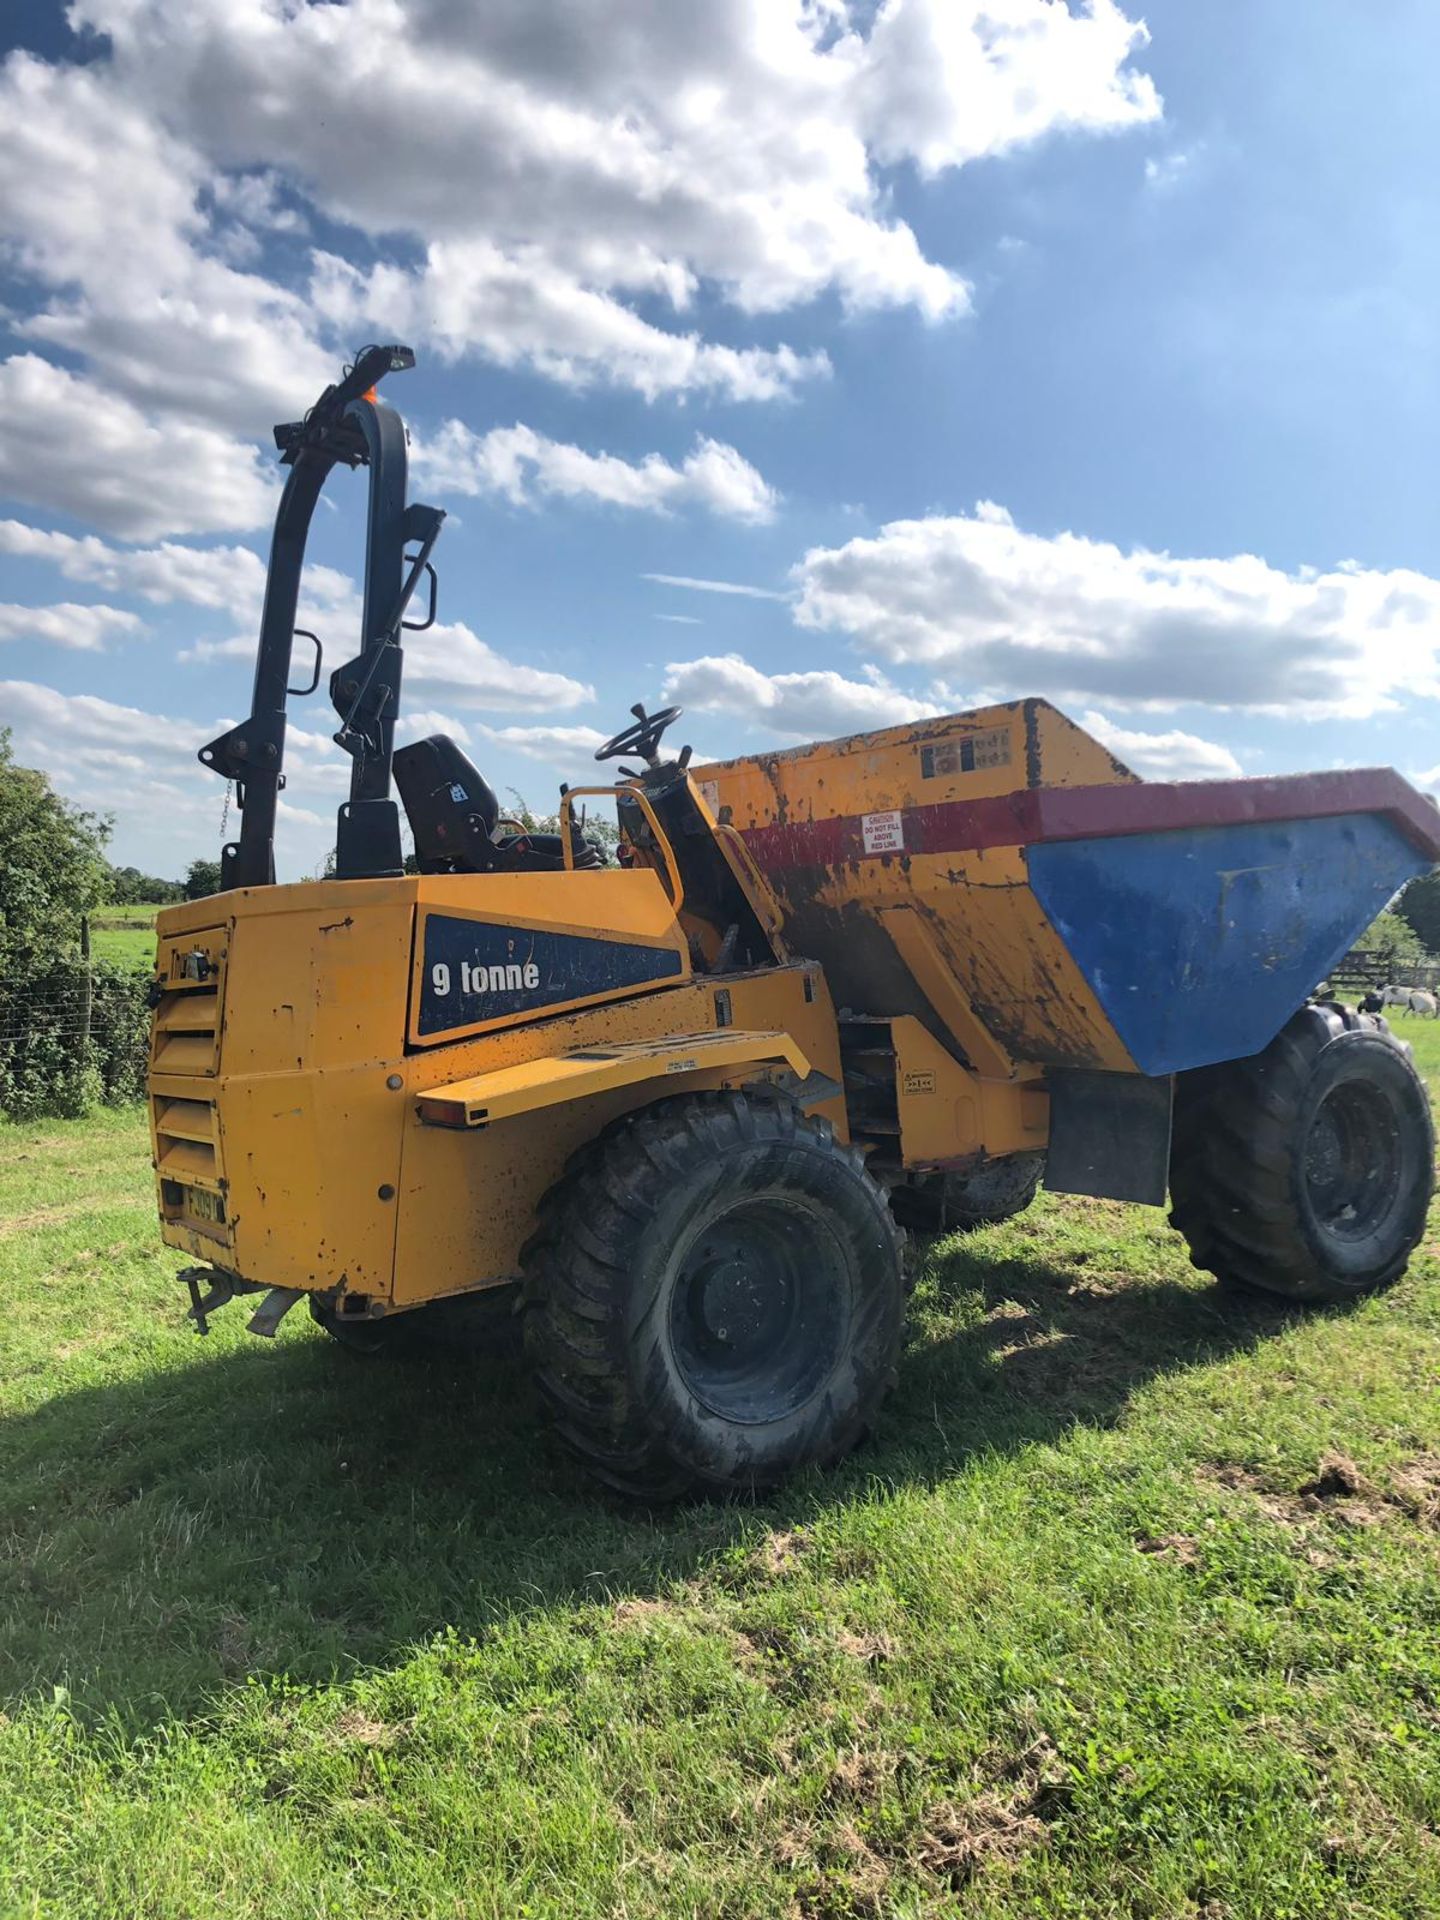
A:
594;702;684;765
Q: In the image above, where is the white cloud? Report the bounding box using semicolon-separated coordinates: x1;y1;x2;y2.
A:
413;422;777;521
30;536;582;724
1080;709;1242;781
793;502;1440;720
479;722;609;760
643;572;788;600
0;679;225;871
662;651;939;739
1144;148;1194;193
0;356;275;540
403;621;593;710
0;677;349;873
0;672;609;876
853;0;1159;176
656;613;703;625
0;521;294;612
0;602;145;652
58;0;1157;400
0;54;331;437
0;524;381;680
397;709;474;748
1142;139;1218;197
313;247;830;404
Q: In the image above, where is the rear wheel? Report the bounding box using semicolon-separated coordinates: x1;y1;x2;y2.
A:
1169;1003;1433;1303
522;1092;906;1500
888;1152;1045;1236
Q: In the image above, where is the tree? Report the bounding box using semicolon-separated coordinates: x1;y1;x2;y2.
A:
185;857;223;899
0;728;111;970
105;863;185;905
1354;908;1424;975
1395;868;1440;957
507;789;621;859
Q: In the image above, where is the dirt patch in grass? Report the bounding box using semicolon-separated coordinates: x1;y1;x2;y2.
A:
612;1597;678;1627
915;1731;1067;1885
217;1614;252;1676
1135;1531;1202;1566
756;1528;812;1577
1388;1454;1440;1527
1202;1451;1440;1532
331;1708;407;1749
785;1819;892;1919
916;1791;1047;1885
823;1745;900;1806
834;1629;896;1666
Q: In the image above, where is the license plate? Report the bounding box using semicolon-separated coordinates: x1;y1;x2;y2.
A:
185;1186;224;1225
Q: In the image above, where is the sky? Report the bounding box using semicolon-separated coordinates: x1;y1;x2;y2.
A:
0;0;1437;880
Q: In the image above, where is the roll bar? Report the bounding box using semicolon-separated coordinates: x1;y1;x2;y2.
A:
198;345;446;888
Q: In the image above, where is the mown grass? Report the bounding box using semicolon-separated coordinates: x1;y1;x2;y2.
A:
87;903;163;971
2;1024;1440;1918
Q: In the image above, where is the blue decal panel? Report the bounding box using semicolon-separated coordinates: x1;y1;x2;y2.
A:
1027;813;1427;1076
417;914;683;1038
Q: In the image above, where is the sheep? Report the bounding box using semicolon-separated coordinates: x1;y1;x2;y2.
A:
1377;984;1439;1017
1359;991;1385;1014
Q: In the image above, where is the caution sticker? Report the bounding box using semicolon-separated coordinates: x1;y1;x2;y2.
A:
862;809;904;855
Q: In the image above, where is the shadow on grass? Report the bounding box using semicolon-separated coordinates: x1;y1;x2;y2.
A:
0;1241;1301;1730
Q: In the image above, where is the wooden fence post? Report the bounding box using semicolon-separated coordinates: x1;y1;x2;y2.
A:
80;912;94;1048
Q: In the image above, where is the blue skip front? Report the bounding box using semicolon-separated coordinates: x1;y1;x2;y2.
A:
1027;811;1428;1076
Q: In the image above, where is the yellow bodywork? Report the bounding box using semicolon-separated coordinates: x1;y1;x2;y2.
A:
148;700;1131;1319
150;867;844;1315
691;697;1139;1075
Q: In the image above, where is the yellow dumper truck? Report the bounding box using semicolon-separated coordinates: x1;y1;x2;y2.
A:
149;350;1438;1497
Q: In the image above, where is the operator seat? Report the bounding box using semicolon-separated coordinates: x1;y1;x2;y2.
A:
393;734;602;873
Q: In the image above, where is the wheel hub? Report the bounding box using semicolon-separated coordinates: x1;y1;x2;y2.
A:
669;1198;847;1425
1305;1080;1401;1239
691;1243;788;1360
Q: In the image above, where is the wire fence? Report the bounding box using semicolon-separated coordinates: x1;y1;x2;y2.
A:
3;926;1433;1122
0;929;151;1120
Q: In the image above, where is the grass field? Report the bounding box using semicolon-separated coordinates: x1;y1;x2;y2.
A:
87;903;164;971
3;1023;1440;1918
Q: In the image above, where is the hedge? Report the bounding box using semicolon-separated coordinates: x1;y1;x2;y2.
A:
0;956;152;1121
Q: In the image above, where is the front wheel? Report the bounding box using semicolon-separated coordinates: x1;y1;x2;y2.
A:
1169;1004;1433;1303
522;1092;906;1500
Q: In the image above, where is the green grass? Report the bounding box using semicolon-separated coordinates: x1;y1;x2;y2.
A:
3;1026;1440;1917
87;903;165;971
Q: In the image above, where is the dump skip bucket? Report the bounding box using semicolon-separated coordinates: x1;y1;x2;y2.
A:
693;700;1440;1077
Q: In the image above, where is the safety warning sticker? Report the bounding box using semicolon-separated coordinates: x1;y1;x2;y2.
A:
861;809;904;855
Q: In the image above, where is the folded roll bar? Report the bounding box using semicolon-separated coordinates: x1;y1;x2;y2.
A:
198;345;445;889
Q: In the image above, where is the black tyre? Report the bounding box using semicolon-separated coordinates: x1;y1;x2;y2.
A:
1169;1003;1434;1303
521;1092;906;1500
887;1151;1045;1236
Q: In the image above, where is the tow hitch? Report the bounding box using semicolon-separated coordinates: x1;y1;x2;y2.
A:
180;1268;305;1339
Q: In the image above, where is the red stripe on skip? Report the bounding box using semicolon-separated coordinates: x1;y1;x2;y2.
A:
736;768;1440;870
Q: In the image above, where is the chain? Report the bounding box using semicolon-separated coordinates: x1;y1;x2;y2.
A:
220;780;233;840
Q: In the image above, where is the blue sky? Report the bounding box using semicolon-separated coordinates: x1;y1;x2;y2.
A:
1;0;1437;879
